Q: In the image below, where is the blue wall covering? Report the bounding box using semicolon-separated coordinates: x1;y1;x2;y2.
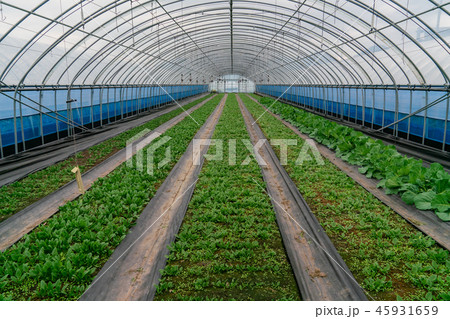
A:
256;85;449;146
0;85;207;150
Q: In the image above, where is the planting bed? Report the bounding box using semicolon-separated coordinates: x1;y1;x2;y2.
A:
0;94;213;223
256;96;450;222
0;94;224;301
0;94;216;251
81;94;228;300
238;95;366;301
154;94;300;301
246;94;450;251
0;92;448;302
240;94;450;301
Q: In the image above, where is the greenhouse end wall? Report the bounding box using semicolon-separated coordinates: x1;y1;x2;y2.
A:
256;85;450;151
0;85;208;158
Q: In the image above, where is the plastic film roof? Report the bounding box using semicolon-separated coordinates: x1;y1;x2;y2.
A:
0;0;449;87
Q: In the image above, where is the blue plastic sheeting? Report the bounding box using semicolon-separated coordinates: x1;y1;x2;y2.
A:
0;85;207;148
256;85;449;145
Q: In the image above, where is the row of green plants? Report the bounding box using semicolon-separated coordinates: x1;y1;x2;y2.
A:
258;96;450;221
0;94;212;222
242;94;449;301
154;94;301;301
0;94;224;301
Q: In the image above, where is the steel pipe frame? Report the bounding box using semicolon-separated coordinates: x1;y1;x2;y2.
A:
0;83;206;156
186;19;375;84
49;11;285;85
253;1;449;84
54;6;390;85
0;1;380;149
0;84;207;93
78;16;380;87
0;1;215;94
110;31;351;86
245;1;421;83
257;84;449;149
0;0;448;88
178;0;445;85
59;3;223;88
1;0;448;154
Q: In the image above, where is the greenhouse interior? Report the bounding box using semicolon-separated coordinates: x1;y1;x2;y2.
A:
0;0;449;303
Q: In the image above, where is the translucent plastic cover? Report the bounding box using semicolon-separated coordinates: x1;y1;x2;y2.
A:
0;0;448;86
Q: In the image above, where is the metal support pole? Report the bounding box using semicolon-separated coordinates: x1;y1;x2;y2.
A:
131;87;135;115
135;86;138;113
55;90;59;140
356;88;359;124
90;88;94;128
327;88;334;115
124;86;128;116
100;88;103;126
422;90;428;145
13;92;18;154
382;89;386;131
79;89;83;128
39;90;44;145
107;87;110;124
138;86;142;114
407;89;412;141
150;86;153;109
114;87;117;120
19;93;25;151
362;87;366;126
443;95;449;151
0;124;3;158
120;87;124;120
395;88;399;137
67;90;73;137
348;87;351;120
371;88;375;129
157;86;160;109
315;87;318;111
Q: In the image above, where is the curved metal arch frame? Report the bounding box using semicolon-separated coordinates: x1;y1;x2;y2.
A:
102;25;352;86
54;1;222;86
53;1;217;85
69;21;310;85
58;2;396;86
387;0;449;53
2;0;216;89
252;0;449;85
0;0;448;88
230;0;418;84
105;0;427;86
0;2;408;87
231;12;385;84
239;1;420;84
64;10;377;87
244;11;399;84
345;0;446;84
134;36;342;85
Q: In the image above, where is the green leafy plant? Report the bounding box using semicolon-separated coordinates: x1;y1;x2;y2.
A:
0;94;213;222
154;94;300;301
258;96;450;221
243;93;450;301
0;95;223;301
363;277;393;293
